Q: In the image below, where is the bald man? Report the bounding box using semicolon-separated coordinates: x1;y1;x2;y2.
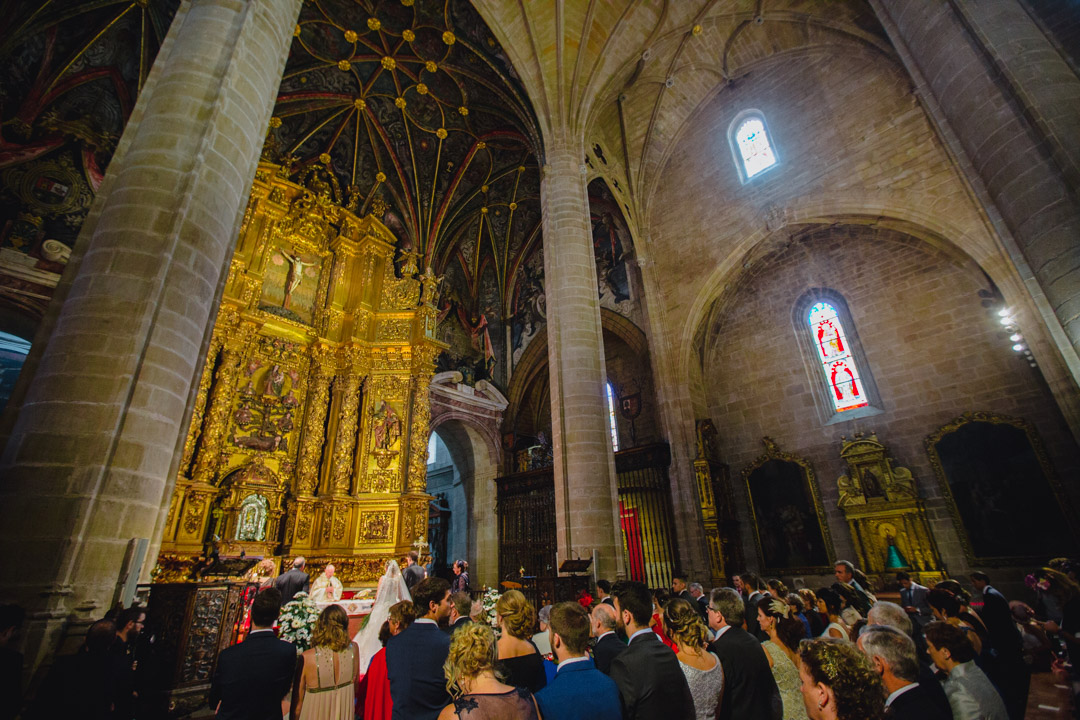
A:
310;564;343;602
590;603;626;675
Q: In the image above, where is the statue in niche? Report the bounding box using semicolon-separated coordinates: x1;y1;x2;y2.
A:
280;249;318;310
236;494;269;542
262;364;286;397
373;401;402;451
861;467;885;499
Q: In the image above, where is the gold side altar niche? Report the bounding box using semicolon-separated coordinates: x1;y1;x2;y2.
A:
836;432;944;586
155;160;445;585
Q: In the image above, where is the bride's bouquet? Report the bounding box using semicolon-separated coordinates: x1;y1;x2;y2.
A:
278;591;319;651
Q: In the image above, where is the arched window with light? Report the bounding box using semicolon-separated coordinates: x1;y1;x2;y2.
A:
794;290;881;424
605;382;620;452
730;111;778;181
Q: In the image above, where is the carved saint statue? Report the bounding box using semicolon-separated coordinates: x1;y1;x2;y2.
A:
373;401;402;451
280;250;318;310
262;364;286;397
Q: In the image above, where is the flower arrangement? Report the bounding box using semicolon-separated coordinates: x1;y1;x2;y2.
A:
277;591;319;651
480;587;501;630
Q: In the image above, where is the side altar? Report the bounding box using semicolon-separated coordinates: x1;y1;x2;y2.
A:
154;160;445;585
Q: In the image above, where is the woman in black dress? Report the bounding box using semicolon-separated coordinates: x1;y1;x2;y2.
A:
451;560;470;594
494;590;546;693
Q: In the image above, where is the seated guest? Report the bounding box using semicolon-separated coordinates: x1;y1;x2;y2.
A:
439;623;541;719
293;604;358;720
816;588;850;640
495;589;547;693
705;588;780;720
924;621;1008;720
609;580;695;720
798;637;885;720
756;596;806;720
362;601;416;720
664;597;724;720
590;603;626;675
309;564;343;603
444;592;473;636
386;577;453;720
536;602;622;720
210;588;297;720
858;625;950;720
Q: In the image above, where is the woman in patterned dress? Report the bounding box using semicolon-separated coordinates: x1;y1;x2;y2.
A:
663;598;724;720
757;596;809;719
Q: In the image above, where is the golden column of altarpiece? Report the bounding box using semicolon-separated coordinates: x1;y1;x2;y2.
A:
154;161;445;585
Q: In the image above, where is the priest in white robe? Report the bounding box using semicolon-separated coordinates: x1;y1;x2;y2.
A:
310;563;343;602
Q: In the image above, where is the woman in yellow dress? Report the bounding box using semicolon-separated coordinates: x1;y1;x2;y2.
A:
293;604;358;720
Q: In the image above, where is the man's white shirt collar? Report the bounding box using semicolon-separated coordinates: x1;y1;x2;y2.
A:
558;655;591;669
714;625;732;639
597;631;615;641
885;683;919;707
629;628;655;644
414;618;438;626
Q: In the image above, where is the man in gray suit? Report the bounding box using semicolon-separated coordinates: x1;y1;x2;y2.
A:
897;572;932;626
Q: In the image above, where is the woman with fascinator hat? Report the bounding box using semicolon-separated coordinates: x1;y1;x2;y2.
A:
798;637;885;720
757;596;809;719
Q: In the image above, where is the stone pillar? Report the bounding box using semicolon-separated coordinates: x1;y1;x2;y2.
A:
0;0;302;673
871;0;1080;382
540;136;624;581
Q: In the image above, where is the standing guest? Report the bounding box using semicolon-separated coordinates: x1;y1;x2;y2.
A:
402;551;426;591
970;572;1028;720
834;560;874;615
209;588;297;720
438;623;541;719
310;564;343;603
798;589;825;637
705;588;781;720
532;604;553;655
732;575;746;599
450;560;470;594
816;588;850;640
786;594;813;639
673;575;695;604
927;589;985;656
924;621;1008;720
495;589;547;692
832;583;864;628
0;605;23;720
362;601;416;720
741;574;768;640
767;579;788;600
110;604;145;720
798;637;885;720
866;601;950;714
858;625;950;720
293;605;359;720
898;572;932;627
596;579;615;607
609;580;695;719
664;597;725;720
536;602;622;720
689;583;710;620
275;557;311;605
650;590;679;653
386;577;453;720
867;601;913;637
590;602;626;675
756;596;806;719
444;592;473;636
29;619;122;720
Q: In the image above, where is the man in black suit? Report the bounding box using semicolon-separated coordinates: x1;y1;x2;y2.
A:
274;556;309;605
589;602;625;675
707;588;781;720
596;579;614;607
608;580;694;719
209;588;297;720
971;571;1029;719
740;573;768;640
859;625;950;720
443;591;473;635
386;577;452;720
402;550;425;591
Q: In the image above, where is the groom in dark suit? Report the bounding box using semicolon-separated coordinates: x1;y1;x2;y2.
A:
209;588;297;720
385;577;452;720
608;580;694;719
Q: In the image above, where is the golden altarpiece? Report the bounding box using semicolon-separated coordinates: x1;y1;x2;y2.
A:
155;161;444;584
693;420;744;588
836;432;945;585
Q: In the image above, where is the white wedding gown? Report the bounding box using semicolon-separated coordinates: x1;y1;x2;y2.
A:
353;560;411;675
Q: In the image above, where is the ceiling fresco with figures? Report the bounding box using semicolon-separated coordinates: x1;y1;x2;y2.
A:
0;0;181;321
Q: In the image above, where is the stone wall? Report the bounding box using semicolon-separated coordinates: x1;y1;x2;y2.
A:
701;225;1080;581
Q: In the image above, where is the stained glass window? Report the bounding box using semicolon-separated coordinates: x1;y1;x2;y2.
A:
808;302;868;412
605;382;620;452
735;117;777;179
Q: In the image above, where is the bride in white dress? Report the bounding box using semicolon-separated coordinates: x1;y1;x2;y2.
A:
353;559;411;675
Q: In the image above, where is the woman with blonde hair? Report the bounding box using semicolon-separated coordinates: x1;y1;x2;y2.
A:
438;622;541;720
293;604;359;720
663;597;724;720
798;637;885;720
494;589;547;692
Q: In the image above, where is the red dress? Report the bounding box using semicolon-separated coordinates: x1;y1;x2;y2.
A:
360;647;392;720
651;614;679;653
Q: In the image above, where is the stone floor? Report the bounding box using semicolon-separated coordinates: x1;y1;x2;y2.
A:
1028;669;1076;719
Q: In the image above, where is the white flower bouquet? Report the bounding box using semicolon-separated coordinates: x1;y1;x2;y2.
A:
277;591;319;651
480;587;500;631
